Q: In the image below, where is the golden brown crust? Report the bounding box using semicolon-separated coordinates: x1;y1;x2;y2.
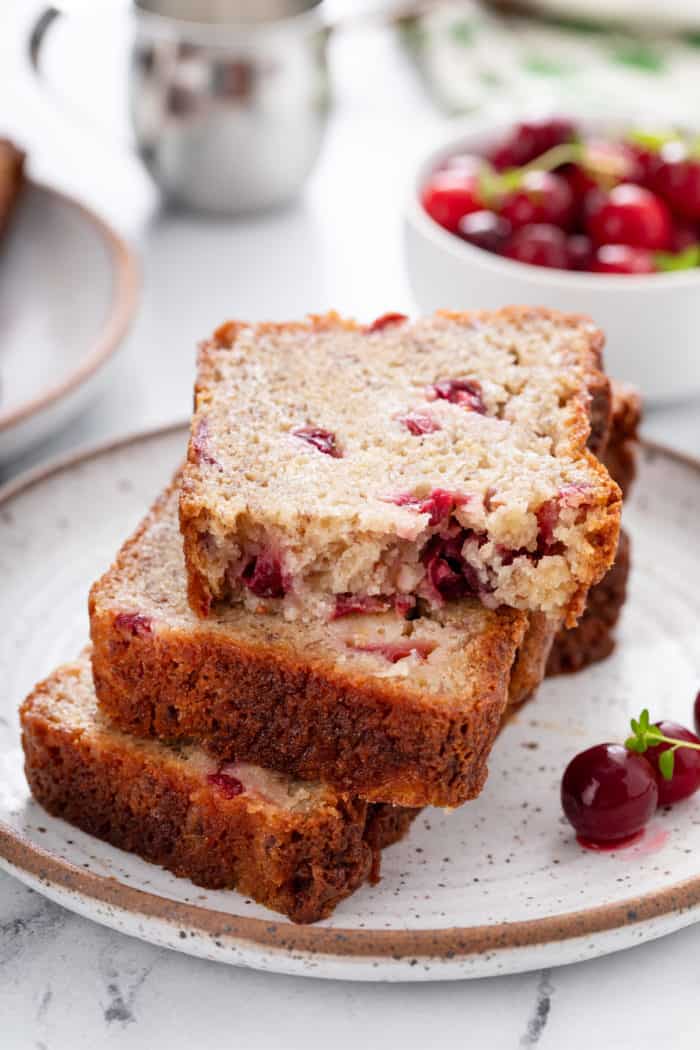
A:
181;507;214;618
181;308;620;627
90;605;526;809
364;803;422;853
20;661;418;925
92;480;532;809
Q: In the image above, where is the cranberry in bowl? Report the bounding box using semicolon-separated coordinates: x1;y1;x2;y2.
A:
404;115;700;402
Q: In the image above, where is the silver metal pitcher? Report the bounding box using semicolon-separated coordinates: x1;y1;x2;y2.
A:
30;0;332;214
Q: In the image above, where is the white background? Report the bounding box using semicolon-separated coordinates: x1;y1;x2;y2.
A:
2;2;700;1046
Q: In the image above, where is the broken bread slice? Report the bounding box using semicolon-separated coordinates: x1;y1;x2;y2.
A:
20;654;419;925
180;308;620;627
89;479;545;809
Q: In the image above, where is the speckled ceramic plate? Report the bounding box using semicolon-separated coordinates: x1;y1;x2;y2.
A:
1;425;699;981
0;181;138;463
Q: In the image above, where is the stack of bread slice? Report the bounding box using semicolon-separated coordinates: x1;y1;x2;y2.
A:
21;309;638;923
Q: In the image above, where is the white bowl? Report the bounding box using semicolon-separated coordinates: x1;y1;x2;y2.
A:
404;117;700;402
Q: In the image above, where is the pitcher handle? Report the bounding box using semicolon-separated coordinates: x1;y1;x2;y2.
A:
27;4;133;146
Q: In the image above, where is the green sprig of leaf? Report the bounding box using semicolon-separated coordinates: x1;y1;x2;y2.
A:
658;748;676;780
625;709;700;781
625;707;661;752
655;246;700;273
626;129;681;152
625;128;700;160
477;143;585;206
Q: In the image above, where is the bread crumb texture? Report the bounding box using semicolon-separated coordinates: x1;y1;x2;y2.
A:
181;309;620;626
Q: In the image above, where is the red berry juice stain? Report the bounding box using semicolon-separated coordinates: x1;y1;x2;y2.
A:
577;830;644;852
577;826;669;854
629;826;670;857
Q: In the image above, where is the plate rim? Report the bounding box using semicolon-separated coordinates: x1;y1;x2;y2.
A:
1;422;699;961
0;180;140;433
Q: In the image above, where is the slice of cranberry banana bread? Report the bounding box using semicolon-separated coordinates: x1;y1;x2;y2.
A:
546;529;630;675
600;383;641;499
547;382;639;675
180;309;620;628
21;655;420;925
89;479;549;809
509;612;559;710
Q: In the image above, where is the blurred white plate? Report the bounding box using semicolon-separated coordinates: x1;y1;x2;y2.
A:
1;426;700;980
0;181;138;463
518;0;700;31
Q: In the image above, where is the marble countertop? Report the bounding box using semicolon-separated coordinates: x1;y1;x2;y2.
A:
3;3;700;1046
3;870;700;1050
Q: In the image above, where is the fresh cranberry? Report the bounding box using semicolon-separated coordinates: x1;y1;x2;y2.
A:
488;117;575;170
590;244;656;274
670;221;699;253
114;612;152;637
348;639;436;663
242;552;286;599
565;140;641;203
332;594;393;619
567;234;594;270
422;532;480;601
488;144;520;173
581;185;607;222
365;312;408;333
292;426;342;458
532;117;577;150
429;378;486;413
653;141;700;221
625;142;659;187
561;743;658;845
421;172;483;233
499;171;574;230
645;721;700;805
457;209;511;253
503;224;570;269
562;142;638;205
562;162;599;204
396;411;441;435
695;691;700;737
586;184;672;250
387;488;468;527
207;771;245;799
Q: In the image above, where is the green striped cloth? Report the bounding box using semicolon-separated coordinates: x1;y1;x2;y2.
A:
400;2;700;123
